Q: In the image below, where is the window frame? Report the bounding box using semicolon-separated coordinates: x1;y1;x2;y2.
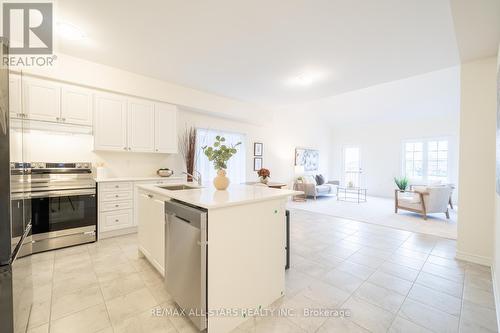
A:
401;137;450;183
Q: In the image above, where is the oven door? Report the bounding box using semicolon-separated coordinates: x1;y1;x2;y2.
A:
30;189;96;251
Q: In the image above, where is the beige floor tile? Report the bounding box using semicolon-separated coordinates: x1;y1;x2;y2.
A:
322;269;364;293
27;298;51;329
317;317;369;333
113;306;176;333
465;272;494;292
407;284;461;316
52;272;99;298
168;314;201;333
461;300;498;332
421;262;464;284
105;288;159;326
426;255;466;270
367;271;413;295
95;262;137;283
100;272;146;301
297;279;350;307
139;266;164;287
464;284;496;309
344;295;395;333
459;318;498;333
388;254;426;270
285;269;315;297
50;303;111;333
399;298;459;333
415;271;463;298
279;293;328;332
146;281;173;304
293;258;330;278
354;282;406;314
389;316;432;333
51;285;104;320
252;316;305;333
27;323;49;333
378;261;419;282
337;260;376;280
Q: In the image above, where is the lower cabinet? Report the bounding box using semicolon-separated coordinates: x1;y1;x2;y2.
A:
100;209;133;231
137;191;166;275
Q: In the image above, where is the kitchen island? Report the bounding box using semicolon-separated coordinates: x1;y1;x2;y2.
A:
136;183;300;333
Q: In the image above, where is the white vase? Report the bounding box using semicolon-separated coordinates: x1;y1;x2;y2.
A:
213;169;230;190
260;176;269;184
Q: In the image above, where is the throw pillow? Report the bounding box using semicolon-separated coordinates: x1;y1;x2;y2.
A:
315;174;325;185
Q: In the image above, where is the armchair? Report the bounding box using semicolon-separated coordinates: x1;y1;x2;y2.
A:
395;186;453;220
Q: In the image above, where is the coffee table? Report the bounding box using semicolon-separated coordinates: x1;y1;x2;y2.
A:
337;186;367;203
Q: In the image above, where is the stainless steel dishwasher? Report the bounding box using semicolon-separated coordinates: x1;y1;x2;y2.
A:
165;200;208;331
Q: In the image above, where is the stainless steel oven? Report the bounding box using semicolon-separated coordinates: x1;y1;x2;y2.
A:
11;162;97;253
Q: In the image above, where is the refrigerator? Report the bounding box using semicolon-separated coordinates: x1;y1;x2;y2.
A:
0;37;34;333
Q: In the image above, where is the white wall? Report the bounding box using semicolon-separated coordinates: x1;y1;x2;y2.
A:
9;54;331;184
457;56;497;266
492;47;500;323
326;67;460;199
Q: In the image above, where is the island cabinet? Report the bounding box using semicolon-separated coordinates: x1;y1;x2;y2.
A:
137;190;168;275
136;184;301;333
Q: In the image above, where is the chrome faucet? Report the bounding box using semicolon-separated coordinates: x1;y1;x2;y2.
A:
182;170;202;186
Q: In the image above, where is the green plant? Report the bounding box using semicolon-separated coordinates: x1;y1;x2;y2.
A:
394;176;409;191
202;136;241;170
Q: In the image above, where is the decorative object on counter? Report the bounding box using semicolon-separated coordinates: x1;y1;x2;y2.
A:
348;180;354;188
253;142;263;156
257;168;270;184
253;157;262;171
179;126;197;182
95;162;109;179
157;168;174;177
394;176;409;191
295;148;319;172
202;135;241;190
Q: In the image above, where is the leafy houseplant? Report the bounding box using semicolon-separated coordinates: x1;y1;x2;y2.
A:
202;136;241;190
394;176;409;191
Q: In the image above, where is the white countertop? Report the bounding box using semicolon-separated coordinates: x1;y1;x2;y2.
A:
94;176;185;183
137;183;302;210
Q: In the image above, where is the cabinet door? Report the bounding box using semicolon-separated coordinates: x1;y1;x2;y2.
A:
94;93;127;151
150;198;165;272
23;77;61;122
128;98;155;152
154;102;178;153
9;74;22;118
61;84;93;126
137;193;165;274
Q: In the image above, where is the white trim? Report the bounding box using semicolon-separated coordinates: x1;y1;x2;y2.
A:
491;265;500;332
456;250;492;266
99;226;137;239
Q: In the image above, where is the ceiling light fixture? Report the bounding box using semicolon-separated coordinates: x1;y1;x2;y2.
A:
288;71;324;87
57;22;86;41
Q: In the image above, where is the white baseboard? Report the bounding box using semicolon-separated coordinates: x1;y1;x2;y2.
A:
99;226;137;239
491;265;500;332
456;250;491;266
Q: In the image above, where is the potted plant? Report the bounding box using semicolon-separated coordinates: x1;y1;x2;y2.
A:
257;168;270;184
202;136;241;190
394;176;409;191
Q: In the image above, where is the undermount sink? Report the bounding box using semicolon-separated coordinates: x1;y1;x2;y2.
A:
159;184;199;191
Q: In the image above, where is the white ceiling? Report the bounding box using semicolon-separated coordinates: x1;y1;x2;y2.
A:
53;0;496;108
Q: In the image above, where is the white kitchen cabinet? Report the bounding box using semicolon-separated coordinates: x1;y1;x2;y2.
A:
23;77;61;122
138;191;166;275
9;74;22;118
154;102;178;153
93;92;128;151
61;84;93;126
128;98;155;152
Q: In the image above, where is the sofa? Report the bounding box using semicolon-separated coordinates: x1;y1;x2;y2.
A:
297;175;339;199
395;185;453;220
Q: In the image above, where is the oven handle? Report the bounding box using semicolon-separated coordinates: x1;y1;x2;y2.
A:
28;189;96;198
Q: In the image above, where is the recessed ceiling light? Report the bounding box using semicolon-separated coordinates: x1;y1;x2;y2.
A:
57;22;86;41
288;71;324;86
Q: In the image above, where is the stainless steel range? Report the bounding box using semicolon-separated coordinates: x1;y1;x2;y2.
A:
10;162;97;253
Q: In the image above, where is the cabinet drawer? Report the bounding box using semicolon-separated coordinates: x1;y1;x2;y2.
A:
100;190;133;202
100;200;133;212
100;182;133;192
100;209;133;231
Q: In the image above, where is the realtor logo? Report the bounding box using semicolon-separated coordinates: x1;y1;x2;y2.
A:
3;3;53;54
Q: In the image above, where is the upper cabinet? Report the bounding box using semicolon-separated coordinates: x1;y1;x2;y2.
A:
23;77;61;122
9;74;22;118
61;84;93;126
154;102;178;153
128;98;155;152
93;92;128;151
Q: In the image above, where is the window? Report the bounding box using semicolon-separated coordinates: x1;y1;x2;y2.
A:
403;139;449;182
195;128;246;184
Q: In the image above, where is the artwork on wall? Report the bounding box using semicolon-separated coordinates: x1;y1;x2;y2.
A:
496;65;500;194
254;157;263;171
254;142;263;156
295;148;319;172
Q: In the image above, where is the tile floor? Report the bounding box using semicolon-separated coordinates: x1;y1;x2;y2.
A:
26;209;497;333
